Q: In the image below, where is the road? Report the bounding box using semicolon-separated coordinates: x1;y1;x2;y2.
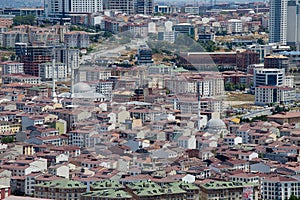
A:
80;38;147;65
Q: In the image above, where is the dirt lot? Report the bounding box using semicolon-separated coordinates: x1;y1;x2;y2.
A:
225;93;255;102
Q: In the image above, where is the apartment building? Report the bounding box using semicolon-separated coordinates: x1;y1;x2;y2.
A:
254;68;285;87
96;80;114;100
2;31;28;48
34;180;86;200
0;62;24;75
164;73;225;97
261;175;300;200
45;0;103;17
199;181;259;200
236;50;260;71
19;46;53;77
134;0;153;15
264;55;289;71
126;181;199;200
255;85;296;105
81;189;132;200
77;67;111;82
228;19;243;34
103;0;134;15
39;62;68;81
64;31;90;48
2;74;41;85
0;18;13;27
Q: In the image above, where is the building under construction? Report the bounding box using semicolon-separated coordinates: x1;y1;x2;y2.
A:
16;45;79;77
18;46;53;77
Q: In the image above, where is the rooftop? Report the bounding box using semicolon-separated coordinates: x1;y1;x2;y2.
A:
35;180;85;189
81;189;132;199
200;181;257;190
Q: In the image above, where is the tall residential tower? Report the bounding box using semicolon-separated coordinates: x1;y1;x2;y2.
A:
287;0;300;45
44;0;103;17
270;0;300;45
269;0;288;44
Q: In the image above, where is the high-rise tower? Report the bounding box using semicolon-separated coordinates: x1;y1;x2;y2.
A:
269;0;288;44
44;0;103;18
286;0;300;45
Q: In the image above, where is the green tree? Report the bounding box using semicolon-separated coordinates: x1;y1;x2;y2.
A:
198;40;219;52
225;82;235;91
13;15;35;26
289;195;300;200
103;31;113;38
10;54;16;61
257;38;265;45
225;42;233;50
1;56;9;62
216;30;227;36
1;136;14;144
290;45;297;51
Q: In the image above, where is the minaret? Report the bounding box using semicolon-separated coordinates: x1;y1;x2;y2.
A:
70;55;75;98
52;58;58;103
197;82;201;131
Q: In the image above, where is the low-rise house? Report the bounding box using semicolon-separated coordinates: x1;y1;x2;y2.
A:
151;148;178;159
223;135;242;146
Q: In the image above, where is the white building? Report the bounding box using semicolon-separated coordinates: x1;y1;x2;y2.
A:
284;75;294;87
164;74;225;98
45;0;103;17
104;0;153;15
238;151;258;161
158;31;175;43
287;0;299;45
261;176;300;200
230;173;260;183
64;31;90;49
254;67;295;105
223;135;242;146
254;68;285;87
148;22;156;33
0;62;24;74
154;5;174;14
77;67;111;82
165;21;173;32
96;80;114;100
70;0;103;13
236;126;250;144
228;19;243;34
269;0;288;44
148;64;172;75
48;165;69;179
39;62;67;81
2;74;41;85
178;135;196;149
255;86;296;105
68;130;97;148
184;7;199;14
247;44;272;62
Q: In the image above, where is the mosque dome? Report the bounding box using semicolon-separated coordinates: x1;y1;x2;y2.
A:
74;82;92;93
206;118;226;130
